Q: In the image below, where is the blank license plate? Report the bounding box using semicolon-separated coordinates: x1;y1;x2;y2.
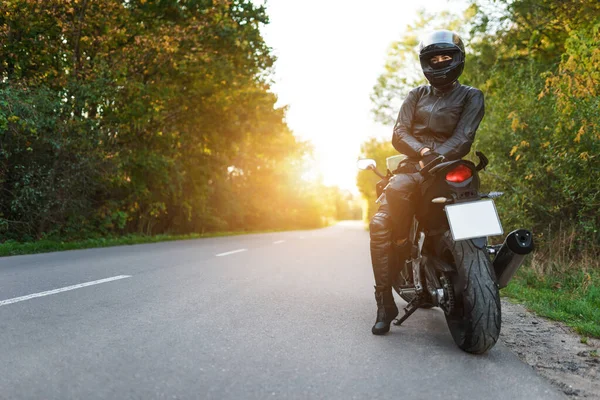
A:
445;199;503;241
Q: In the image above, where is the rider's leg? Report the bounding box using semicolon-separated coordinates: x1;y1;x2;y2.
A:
386;172;421;286
368;172;421;335
369;206;399;335
385;172;421;242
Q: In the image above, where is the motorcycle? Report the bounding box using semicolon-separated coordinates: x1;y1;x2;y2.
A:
358;152;534;354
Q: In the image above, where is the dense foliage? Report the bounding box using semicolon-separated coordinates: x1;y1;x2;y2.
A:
362;0;599;270
0;0;357;242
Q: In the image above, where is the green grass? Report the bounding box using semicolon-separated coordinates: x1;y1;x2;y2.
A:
503;268;600;338
0;228;310;258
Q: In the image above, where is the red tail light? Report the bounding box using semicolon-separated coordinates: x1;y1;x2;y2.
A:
446;164;473;183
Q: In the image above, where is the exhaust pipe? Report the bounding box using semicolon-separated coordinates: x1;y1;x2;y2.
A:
493;229;534;289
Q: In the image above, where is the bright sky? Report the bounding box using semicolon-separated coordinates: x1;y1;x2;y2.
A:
261;0;467;192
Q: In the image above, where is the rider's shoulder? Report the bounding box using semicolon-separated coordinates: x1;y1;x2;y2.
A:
459;84;484;98
411;85;430;94
408;85;431;98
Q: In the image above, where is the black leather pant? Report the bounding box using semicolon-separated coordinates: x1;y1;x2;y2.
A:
369;171;423;288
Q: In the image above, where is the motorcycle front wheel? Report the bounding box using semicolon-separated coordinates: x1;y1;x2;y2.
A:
441;231;501;354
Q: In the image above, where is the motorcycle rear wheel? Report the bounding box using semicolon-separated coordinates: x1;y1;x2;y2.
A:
441;232;501;354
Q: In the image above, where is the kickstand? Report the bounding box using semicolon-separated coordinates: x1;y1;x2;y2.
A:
394;298;421;326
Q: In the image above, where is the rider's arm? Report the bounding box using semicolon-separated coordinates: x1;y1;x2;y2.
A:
435;88;485;161
392;89;427;158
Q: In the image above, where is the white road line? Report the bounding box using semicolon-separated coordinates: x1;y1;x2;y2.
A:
273;240;285;244
215;249;248;257
0;275;132;307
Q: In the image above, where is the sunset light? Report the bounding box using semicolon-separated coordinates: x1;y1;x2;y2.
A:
262;0;467;190
1;1;598;397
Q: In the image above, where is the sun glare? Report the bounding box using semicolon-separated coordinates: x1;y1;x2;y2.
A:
262;0;465;192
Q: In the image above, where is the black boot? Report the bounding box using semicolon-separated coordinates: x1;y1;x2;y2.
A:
372;285;399;335
370;211;399;335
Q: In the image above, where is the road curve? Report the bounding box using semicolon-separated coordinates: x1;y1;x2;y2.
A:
0;221;564;399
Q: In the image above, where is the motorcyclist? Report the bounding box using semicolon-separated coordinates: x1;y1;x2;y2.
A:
370;30;485;335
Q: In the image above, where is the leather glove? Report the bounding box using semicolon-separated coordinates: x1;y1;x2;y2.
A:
420;151;442;167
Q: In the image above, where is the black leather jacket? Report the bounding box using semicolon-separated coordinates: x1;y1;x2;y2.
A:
392;81;485;161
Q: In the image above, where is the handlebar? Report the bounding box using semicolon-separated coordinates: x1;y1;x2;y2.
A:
419;155;445;176
421;152;489;177
367;165;387;179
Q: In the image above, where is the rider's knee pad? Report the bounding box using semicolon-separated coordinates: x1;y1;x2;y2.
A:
370;212;392;242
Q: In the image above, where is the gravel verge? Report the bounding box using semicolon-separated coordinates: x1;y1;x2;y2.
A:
501;298;600;398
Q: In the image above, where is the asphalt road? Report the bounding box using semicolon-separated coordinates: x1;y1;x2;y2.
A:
0;221;564;400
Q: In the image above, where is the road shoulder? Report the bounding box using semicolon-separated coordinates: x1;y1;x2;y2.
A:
501;299;600;399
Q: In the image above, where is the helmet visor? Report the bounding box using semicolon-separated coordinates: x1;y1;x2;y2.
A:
429;54;453;70
420;50;461;71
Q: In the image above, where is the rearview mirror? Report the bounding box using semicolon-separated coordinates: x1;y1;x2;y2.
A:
357;159;376;170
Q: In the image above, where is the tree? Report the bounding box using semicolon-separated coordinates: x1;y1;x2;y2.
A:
0;0;340;241
367;0;600;266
